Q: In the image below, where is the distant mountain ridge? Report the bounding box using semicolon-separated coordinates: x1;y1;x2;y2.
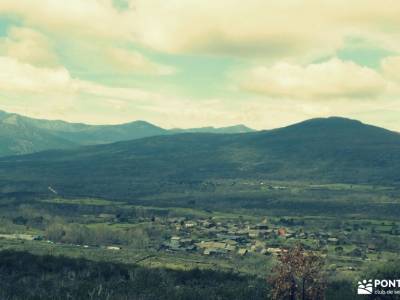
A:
0;110;255;157
0;113;77;157
170;124;253;134
1;116;400;200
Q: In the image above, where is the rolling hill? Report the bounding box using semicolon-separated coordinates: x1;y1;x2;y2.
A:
1;117;399;199
0;110;254;156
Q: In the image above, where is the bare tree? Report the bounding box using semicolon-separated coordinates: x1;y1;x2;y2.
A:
269;244;326;300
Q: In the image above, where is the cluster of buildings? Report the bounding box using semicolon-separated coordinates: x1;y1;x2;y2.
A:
160;217;295;257
158;216;348;258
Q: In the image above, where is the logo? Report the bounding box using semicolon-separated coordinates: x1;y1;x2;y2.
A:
358;279;373;295
357;279;400;296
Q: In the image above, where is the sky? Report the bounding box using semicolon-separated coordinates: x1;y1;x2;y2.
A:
0;1;400;130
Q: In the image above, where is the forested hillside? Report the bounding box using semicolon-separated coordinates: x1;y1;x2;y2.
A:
1;117;399;200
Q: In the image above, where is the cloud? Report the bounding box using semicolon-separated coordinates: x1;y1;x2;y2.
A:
0;56;69;93
1;0;400;61
0;55;232;127
0;56;159;99
0;55;177;124
381;56;400;82
1;54;400;132
0;56;250;128
104;47;176;75
0;2;174;76
130;0;400;61
0;26;59;67
237;59;388;100
130;1;342;60
0;0;133;41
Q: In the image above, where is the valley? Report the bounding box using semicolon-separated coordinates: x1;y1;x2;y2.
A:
1;179;400;299
1;115;400;299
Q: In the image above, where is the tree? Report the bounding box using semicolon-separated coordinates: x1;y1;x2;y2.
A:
46;223;65;241
334;246;344;255
269;244;326;300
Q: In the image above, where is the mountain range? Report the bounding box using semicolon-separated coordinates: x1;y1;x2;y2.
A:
1;116;399;200
0;110;254;157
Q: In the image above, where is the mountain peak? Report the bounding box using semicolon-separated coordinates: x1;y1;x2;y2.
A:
124;120;161;127
260;116;400;144
277;116;368;133
296;116;363;127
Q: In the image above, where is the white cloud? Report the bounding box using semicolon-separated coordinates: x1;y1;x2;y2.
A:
237;59;388;99
1;57;400;131
0;26;59;67
129;0;400;61
381;56;400;83
0;0;134;41
1;0;400;61
0;56;160;99
0;57;70;93
104;47;176;75
0;3;174;75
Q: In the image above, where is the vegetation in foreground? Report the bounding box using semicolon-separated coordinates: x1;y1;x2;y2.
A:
1;192;400;299
0;250;266;300
1;247;399;299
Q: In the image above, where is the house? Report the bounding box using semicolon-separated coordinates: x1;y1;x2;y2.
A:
277;228;287;237
184;245;197;252
238;249;248;256
98;213;115;219
163;236;187;250
318;231;330;238
236;229;249;236
164;243;180;251
216;234;242;242
367;244;377;252
180;238;194;245
327;237;339;245
250;240;266;253
225;244;236;252
185;221;197;228
255;224;269;230
296;232;307;239
248;230;260;238
225;240;238;246
202;221;215;228
267;247;283;255
106;246;121;250
272;186;288;190
204;248;227;256
196;241;226;250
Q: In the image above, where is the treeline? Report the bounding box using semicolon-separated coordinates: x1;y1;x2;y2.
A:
0;250;266;300
45;222;165;248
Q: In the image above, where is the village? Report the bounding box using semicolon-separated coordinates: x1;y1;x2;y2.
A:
157;216;346;257
0;208;390;264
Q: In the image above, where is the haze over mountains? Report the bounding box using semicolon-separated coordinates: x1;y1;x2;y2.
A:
0;110;253;157
1;116;400;200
